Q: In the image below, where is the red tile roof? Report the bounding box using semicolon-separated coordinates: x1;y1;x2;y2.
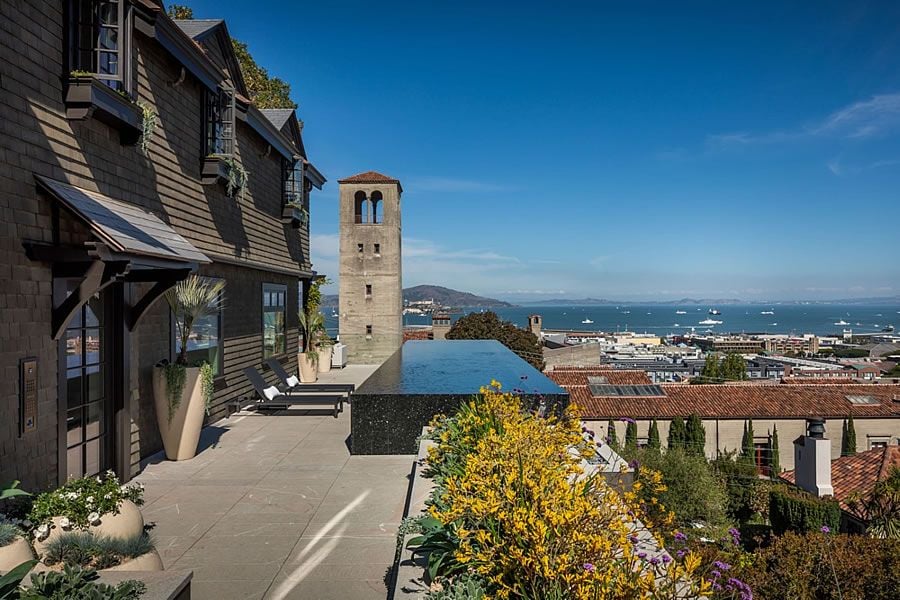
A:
781;446;900;512
547;367;652;386
781;378;858;385
555;379;900;420
338;171;401;185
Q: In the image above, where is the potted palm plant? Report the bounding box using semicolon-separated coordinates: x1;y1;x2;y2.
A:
298;307;324;383
317;335;334;374
152;276;224;461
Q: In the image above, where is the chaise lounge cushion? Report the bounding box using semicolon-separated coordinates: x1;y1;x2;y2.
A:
285;375;300;387
262;385;280;401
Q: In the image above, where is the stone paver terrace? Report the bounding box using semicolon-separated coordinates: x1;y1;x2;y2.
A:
134;365;413;600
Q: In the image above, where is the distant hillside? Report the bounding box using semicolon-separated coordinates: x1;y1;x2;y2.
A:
321;285;514;308
404;285;513;308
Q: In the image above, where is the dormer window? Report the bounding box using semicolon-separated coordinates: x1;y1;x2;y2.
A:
281;159;308;228
205;87;235;156
69;0;132;93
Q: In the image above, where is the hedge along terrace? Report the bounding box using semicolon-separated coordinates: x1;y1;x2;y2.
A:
405;381;754;600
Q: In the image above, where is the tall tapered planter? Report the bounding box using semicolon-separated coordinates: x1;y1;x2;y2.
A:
298;353;318;383
0;537;34;573
152;366;206;461
317;345;333;373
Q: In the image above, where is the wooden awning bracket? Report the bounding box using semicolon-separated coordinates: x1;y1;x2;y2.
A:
125;268;192;331
51;259;131;340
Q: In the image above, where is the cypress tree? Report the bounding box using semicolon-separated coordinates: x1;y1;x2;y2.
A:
625;420;638;453
842;415;857;456
770;425;781;475
648;419;661;451
741;419;756;465
668;416;686;450
685;413;706;456
607;420;619;450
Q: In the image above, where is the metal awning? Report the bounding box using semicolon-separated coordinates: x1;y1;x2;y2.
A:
36;176;210;266
30;176;211;339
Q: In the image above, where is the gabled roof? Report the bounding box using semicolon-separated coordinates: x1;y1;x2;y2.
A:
173;18;247;97
781;446;900;512
172;19;222;40
338;171;402;192
259;108;295;131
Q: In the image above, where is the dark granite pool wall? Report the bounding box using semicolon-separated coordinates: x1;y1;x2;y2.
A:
350;340;569;454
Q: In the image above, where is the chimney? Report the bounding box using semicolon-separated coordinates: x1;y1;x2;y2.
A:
793;418;833;497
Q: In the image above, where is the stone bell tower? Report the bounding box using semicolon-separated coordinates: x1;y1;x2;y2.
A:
337;171;403;363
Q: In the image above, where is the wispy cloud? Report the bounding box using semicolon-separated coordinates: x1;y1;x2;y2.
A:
404;237;520;262
826;155;900;176
708;92;900;149
404;176;517;193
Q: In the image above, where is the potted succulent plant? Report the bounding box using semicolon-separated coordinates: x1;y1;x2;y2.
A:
152;276;224;461
297;307;324;383
28;473;146;562
0;482;34;573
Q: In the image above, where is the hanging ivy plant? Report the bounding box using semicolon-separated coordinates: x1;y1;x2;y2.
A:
137;102;158;155
223;156;249;199
163;363;186;423
199;362;215;415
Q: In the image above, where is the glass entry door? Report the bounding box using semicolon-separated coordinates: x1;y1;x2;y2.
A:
63;283;111;480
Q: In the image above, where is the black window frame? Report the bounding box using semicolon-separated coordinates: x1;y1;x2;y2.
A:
67;0;133;94
169;276;225;377
262;283;287;358
205;86;235;156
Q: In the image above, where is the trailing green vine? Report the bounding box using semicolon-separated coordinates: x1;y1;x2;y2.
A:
163;363;186;423
199;362;215;415
223;156;249;199
137;101;158;155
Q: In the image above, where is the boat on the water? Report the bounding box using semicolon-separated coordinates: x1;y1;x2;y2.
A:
708;309;721;315
699;318;723;325
675;310;687;314
761;310;775;315
834;320;849;326
581;318;594;324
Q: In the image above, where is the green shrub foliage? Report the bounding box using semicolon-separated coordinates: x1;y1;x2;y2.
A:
769;484;841;535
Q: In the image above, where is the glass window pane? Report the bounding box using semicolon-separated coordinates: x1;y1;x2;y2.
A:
98;2;118;25
83;329;102;365
85;402;104;440
99;51;118;76
67;447;83;481
66;331;83;368
98;27;118;51
87;367;102;401
66;408;83;448
84;438;102;478
67;369;83;408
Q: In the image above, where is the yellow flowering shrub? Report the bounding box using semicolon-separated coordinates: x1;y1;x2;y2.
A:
417;382;714;599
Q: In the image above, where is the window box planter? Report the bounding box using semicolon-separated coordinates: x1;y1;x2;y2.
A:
65;76;142;145
201;154;230;186
281;204;309;228
202;154;247;198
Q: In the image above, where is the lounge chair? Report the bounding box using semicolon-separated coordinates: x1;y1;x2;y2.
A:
242;366;343;417
263;358;356;395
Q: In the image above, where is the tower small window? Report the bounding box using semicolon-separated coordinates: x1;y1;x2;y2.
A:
370;190;383;224
365;284;372;297
373;243;380;255
366;325;373;335
357;243;364;253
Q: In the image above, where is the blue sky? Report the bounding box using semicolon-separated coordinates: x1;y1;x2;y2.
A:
184;1;900;301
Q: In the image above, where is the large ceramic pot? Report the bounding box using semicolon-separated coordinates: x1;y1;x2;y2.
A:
103;548;164;572
298;353;318;383
32;500;145;558
152;366;206;461
317;345;333;373
0;536;35;573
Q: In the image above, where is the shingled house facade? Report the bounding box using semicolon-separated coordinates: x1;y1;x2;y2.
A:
0;0;325;490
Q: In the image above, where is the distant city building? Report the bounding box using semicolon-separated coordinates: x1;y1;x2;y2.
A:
338;172;403;363
547;366;900;472
432;313;452;340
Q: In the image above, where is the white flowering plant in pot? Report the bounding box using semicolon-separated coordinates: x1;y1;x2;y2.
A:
28;472;144;543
